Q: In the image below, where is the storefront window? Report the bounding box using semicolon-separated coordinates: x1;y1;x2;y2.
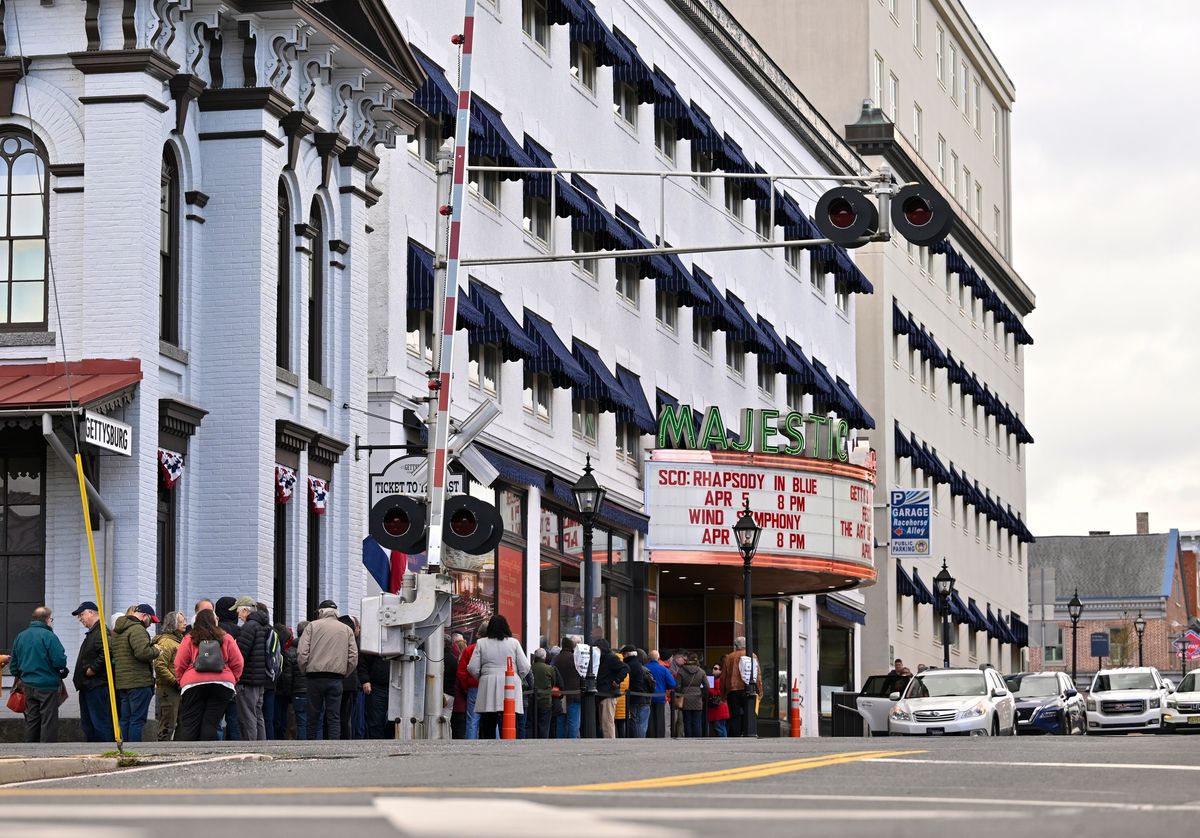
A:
500;488;524;535
0;430;45;651
540;506;559;549
752;601;780;722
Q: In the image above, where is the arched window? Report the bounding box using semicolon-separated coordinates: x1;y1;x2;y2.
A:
307;198;324;384
0;131;49;328
159;148;180;344
276;182;291;370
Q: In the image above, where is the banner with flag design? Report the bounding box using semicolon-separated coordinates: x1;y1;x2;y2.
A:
308;477;329;514
275;465;297;504
158;448;184;489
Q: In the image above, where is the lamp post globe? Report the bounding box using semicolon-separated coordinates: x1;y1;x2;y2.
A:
1134;612;1146;668
731;501;761;737
571;454;606;738
933;560;955;669
1068;589;1083;687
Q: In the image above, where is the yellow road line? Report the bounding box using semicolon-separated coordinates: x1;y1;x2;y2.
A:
549;749;924;791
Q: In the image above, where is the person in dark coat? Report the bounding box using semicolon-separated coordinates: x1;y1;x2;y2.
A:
552;636;582;738
273;624;303;739
232;596;271;740
72;601;114;743
338;615;363;739
358;644;391;739
529;648;561;739
256;603;278;739
594;638;628;739
9;607;68;742
212;596;241;740
620;645;651;738
675;651;709;737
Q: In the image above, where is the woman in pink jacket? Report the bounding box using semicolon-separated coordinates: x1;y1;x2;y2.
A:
174;609;244;741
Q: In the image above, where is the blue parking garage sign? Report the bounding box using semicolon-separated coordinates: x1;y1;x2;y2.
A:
889;489;931;558
1090;632;1110;659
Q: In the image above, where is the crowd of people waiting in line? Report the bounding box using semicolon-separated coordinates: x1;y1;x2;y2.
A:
3;603;763;743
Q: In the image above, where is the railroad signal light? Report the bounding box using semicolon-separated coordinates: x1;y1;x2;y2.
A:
442;494;504;555
890;183;953;246
368;494;503;556
813;187;879;248
370;495;428;554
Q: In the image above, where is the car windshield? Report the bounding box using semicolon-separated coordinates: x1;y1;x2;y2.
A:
1178;672;1198;693
1092;672;1157;692
1008;674;1059;698
904;672;987;698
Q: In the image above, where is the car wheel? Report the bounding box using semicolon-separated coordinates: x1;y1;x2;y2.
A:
1060;713;1071;736
991;716;1000;737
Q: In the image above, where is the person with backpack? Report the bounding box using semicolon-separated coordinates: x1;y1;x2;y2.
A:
152;611;186;741
620;646;652;738
675;651;709;738
175;609;244;740
231;595;274;740
256;603;279;739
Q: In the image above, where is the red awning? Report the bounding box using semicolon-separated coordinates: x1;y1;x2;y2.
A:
0;359;142;412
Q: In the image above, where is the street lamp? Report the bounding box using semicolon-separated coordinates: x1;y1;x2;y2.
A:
732;500;762;738
1134;612;1146;668
571;453;606;739
1068;589;1083;687
933;560;955;669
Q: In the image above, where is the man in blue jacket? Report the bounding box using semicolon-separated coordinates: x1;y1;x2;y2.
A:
645;650;676;739
10;606;68;742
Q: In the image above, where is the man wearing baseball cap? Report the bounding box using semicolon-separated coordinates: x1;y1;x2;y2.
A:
72;601;114;742
112;603;161;741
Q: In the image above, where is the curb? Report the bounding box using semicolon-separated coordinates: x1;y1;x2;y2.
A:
0;757;119;785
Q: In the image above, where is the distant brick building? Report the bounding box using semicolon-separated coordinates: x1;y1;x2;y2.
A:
1028;515;1199;685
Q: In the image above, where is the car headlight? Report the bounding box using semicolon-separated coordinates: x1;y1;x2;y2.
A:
1033;705;1058;718
1086;698;1097;711
890;705;912;722
1148;697;1161;709
958;701;987;719
1167;698;1177;708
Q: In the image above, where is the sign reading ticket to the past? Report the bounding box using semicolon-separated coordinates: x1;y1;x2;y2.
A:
645;450;875;570
888;488;932;558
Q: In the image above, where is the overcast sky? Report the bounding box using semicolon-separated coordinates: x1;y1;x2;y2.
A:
961;1;1200;537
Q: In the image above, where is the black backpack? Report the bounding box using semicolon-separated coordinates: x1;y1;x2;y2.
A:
194;639;225;673
264;629;283;682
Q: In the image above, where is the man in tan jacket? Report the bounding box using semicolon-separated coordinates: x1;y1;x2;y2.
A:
297;601;357;739
719;636;762;736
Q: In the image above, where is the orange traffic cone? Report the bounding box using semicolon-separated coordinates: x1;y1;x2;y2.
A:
790;678;802;738
501;656;517;740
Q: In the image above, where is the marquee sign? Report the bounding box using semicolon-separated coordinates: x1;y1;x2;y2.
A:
645;449;875;575
657;405;851;462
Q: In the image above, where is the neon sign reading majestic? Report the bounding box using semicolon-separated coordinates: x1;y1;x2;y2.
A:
656;405;850;463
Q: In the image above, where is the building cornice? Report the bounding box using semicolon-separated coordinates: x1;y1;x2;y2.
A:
933;0;1016;104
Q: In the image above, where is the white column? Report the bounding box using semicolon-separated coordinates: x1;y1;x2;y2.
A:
525;485;541;654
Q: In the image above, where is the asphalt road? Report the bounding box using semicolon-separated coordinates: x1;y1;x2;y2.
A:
3;735;1199;837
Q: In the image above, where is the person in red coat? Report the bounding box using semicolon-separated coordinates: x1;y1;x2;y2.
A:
706;663;729;737
456;639;481;739
174;609;245;741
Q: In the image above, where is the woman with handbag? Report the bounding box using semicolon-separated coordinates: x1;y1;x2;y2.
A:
174;609;244;741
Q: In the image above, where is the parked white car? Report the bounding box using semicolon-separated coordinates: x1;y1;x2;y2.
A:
1085;667;1170;733
857;673;911;735
888;668;1016;736
1164;671;1200;732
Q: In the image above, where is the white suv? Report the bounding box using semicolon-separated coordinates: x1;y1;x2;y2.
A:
888;668;1016;736
1086;667;1169;733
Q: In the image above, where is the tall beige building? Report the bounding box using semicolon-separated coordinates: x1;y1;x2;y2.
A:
724;0;1036;685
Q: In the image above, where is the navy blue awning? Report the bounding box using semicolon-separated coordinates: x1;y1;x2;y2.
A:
610;29;672;104
523;136;589;217
660;253;707;307
523;310;588;388
756;317;803;377
1010;614;1029;647
406;238;436;312
986;605;1004;641
557;0;625;66
774;192;822;243
652;68;705;138
967;598;990;634
687;102;728;161
468;283;539;361
836;377;876;430
472;98;534;178
570;176;631;250
949;591;970;624
690;267;741;334
572;340;635;415
719;134;770;200
819;595;866;626
614;366;656;434
480;446;546;491
810;358;845;415
896;560;917;599
911;568;934;606
894;422;913;460
411;49;463;137
724;292;774;356
785;338;828;396
814;242;874;295
893;299;910;335
613;206;673;280
546;478;650;534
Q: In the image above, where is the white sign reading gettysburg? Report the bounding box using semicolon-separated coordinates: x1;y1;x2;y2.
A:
370;455;463;508
83;410;132;457
645;459;873;564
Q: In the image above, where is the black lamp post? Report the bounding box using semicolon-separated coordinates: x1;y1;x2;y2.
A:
732;500;762;738
933;560;955;669
572;453;606;740
1134;612;1146;668
1068;589;1083;687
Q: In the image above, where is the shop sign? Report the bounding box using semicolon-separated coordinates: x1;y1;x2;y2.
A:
645;458;874;564
83;410;132;456
888;489;931;558
370;455;462;507
657;405;850;462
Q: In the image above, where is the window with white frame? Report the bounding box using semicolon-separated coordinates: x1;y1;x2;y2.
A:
959;388;967;418
835;287;850;313
755;201;772;241
406;309;433;363
951;152;959;199
757;361;775;397
973;78;982;131
616;260;640;306
961;61;969;113
874;53;884;108
888;73;899;121
693;148;714;193
897;592;904;629
912;596;919;636
523;191;551;244
656;288;678;332
522;0;550;50
968;628;977;658
892;332;900;365
692;313;713;356
889;0;898;19
724;178;744;220
469;343;501;396
654;114;677;162
992;105;1001;158
573;228;597;277
572;396;598;443
993;206;1001;244
786;378;804;413
936;24;945;84
616;420;640;464
975;184;983;224
614;81;638;127
570;41;597;92
937;135;946;182
406;117;441;165
919;351;928;389
949;44;958;101
810;260;826;296
908;342;916;377
726;334;745;378
469;155;500;206
912;103;922;153
523;371;553;422
913;0;922;48
962;167;972;211
785;245;803;273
